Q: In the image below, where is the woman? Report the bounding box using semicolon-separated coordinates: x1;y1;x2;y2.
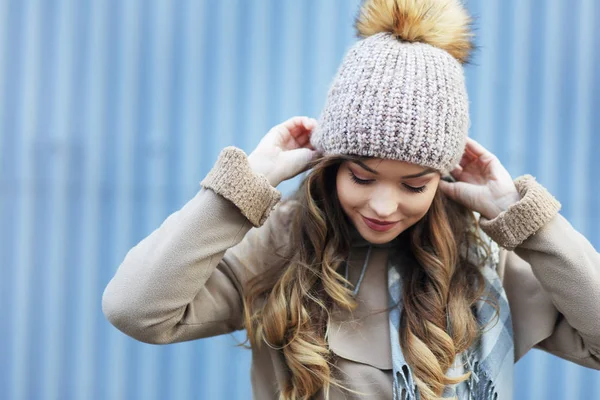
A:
102;0;600;399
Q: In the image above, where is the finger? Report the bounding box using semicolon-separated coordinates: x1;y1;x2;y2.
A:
280;148;319;176
269;117;308;149
438;179;469;205
438;179;458;201
449;165;464;180
458;151;475;169
297;149;323;174
302;117;317;131
270;117;303;144
294;126;314;146
303;141;316;151
292;118;318;148
282;116;316;139
465;137;492;159
280;116;306;131
279;132;316;152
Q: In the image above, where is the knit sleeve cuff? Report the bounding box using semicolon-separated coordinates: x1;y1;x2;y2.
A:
479;174;562;251
200;146;282;227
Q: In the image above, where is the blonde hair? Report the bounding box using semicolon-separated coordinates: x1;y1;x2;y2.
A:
242;154;496;400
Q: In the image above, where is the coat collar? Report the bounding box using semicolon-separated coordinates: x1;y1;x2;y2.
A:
328;245;395;369
329;228;414;370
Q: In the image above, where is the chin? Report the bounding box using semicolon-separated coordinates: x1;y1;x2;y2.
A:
366;231;401;244
356;223;403;244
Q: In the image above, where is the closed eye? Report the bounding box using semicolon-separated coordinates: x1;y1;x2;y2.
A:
348;171;372;185
402;184;427;193
349;171;427;193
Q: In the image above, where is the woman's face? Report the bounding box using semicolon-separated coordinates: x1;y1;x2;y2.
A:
336;158;441;245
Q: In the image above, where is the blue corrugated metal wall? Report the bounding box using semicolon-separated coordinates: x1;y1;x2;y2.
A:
0;0;598;399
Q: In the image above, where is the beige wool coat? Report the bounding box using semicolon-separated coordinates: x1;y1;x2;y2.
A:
102;147;600;399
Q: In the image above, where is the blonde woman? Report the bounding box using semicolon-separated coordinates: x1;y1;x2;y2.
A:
102;0;600;399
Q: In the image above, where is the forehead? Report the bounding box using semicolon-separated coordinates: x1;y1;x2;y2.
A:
348;157;434;177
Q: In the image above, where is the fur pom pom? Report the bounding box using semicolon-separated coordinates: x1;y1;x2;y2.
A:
354;0;474;63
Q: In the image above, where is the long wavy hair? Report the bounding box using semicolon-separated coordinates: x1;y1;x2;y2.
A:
242;153;497;400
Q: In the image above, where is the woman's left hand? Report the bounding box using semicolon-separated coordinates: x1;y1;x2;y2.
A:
438;137;521;220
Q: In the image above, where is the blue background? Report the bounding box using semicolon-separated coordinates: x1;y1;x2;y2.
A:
0;0;599;399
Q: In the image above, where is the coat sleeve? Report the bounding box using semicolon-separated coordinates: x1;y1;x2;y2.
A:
480;175;600;369
102;146;294;344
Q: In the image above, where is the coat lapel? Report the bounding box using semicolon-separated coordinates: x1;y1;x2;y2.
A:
328;246;395;370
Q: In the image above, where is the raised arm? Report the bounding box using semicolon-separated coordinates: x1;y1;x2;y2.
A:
102;146;286;344
103;116;321;344
480;175;600;368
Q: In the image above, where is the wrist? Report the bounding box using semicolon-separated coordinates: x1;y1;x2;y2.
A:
486;190;521;220
248;153;280;187
201;146;282;227
478;174;561;250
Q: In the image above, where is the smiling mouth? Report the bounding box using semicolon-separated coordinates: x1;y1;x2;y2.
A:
361;215;400;232
362;216;399;225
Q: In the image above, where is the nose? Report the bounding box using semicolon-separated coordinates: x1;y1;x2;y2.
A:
368;193;398;220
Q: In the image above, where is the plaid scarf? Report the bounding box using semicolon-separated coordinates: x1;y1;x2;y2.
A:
387;231;514;400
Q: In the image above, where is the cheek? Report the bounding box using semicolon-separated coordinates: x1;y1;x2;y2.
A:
336;171;367;211
400;189;437;218
336;174;354;210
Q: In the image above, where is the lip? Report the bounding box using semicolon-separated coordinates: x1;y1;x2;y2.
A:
361;215;399;232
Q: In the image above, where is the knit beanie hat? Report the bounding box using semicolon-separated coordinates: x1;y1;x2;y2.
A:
309;0;473;175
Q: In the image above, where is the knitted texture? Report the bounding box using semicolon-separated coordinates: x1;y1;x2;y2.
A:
309;32;469;174
479;175;562;250
200;146;282;227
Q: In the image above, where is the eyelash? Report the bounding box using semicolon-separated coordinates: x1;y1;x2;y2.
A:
348;171;427;193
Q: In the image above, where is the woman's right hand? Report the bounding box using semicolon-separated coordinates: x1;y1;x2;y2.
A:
248;116;322;187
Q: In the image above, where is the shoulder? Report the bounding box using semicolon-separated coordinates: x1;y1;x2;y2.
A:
268;198;301;230
248;197;301;258
220;198;301;289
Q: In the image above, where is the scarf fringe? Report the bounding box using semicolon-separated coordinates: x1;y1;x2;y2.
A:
395;355;498;400
394;365;419;400
391;345;502;400
464;355;498;400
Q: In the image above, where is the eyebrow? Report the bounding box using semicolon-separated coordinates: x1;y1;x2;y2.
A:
351;160;436;179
